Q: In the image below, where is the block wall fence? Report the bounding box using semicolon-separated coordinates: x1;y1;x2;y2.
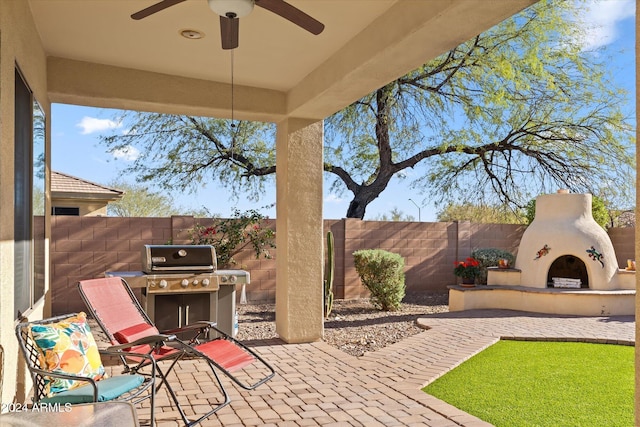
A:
50;216;635;315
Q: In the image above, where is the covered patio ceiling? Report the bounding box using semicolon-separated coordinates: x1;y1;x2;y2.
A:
28;0;536;122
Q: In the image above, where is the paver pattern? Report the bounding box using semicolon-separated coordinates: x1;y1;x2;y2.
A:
108;309;634;426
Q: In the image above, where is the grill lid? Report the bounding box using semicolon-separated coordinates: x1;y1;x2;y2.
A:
142;245;217;273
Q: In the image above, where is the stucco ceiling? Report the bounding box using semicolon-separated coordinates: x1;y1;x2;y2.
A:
28;0;536;121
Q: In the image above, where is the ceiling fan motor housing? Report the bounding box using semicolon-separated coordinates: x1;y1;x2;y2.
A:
208;0;255;18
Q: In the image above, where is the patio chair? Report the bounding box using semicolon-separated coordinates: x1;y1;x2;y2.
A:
15;313;156;426
77;276;275;427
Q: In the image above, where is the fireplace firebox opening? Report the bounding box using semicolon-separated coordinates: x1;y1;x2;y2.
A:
547;255;589;288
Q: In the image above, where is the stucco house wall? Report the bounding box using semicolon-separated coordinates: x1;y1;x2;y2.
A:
0;0;51;404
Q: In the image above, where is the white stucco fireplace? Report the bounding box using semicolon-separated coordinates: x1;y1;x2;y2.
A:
449;191;635;315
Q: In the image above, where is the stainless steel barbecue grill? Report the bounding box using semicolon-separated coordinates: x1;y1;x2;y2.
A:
106;244;250;337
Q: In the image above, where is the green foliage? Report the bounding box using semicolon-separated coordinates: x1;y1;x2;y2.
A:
590;196;610;229
99;114;276;201
437;202;526;224
524;199;537;225
471;248;516;285
324;231;335;318
525;194;610;229
370;207;416;221
424;341;633;427
106;181;209;217
352;249;405;311
189;208;275;268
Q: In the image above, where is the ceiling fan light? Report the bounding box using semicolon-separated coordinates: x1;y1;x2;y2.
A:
207;0;254;18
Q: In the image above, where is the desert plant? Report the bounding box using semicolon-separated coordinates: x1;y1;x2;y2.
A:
353;249;405;311
189;208;275;268
324;231;335;318
453;257;481;281
471;248;516;285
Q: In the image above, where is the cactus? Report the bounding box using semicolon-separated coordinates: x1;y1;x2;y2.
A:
324;231;335;318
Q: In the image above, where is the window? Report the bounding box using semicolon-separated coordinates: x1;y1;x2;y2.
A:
52;207;80;216
14;67;46;319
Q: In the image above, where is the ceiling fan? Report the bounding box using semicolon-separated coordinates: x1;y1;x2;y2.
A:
131;0;325;50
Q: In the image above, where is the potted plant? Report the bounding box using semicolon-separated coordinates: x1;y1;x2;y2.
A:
454;257;481;286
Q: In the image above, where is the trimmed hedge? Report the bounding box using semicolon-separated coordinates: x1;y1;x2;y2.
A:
353;249;405;311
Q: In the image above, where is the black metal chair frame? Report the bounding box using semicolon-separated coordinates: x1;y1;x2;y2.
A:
15;313;156;427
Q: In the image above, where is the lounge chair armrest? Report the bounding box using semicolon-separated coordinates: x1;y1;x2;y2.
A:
29;366;100;385
99;348;156;360
107;334;177;351
160;321;216;334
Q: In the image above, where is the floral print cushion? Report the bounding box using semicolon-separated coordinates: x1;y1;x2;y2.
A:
30;312;106;397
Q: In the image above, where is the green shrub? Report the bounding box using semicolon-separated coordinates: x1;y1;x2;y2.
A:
471;248;515;285
353;249;405;311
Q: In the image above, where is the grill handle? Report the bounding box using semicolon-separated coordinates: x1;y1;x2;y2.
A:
150;265;214;272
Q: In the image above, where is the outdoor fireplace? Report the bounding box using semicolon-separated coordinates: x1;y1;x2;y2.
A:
449;191;635;316
515;191;621;290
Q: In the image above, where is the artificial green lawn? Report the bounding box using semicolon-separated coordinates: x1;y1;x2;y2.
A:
423;340;633;427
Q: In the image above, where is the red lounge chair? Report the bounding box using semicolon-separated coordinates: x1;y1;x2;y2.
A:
77;277;275;427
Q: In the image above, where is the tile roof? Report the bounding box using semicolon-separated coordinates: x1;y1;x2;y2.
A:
51;171;124;197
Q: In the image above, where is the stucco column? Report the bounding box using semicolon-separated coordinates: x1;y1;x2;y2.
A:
275;118;324;343
635;1;639;423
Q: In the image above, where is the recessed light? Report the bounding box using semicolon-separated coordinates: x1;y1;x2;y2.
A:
180;29;204;40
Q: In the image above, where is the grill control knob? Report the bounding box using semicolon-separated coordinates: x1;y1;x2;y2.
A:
229;275;238;283
178;249;187;257
181;279;189;287
193;279;199;285
159;280;168;288
220;276;228;283
202;279;210;286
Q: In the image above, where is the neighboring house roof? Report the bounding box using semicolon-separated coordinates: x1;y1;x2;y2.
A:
51;171;124;201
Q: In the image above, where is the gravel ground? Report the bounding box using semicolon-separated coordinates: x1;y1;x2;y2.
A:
236;292;449;357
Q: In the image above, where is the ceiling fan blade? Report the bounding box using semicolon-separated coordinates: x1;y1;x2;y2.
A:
220;16;240;50
131;0;187;20
255;0;324;35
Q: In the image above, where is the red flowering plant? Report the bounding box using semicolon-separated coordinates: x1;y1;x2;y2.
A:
189;208;275;269
453;257;481;280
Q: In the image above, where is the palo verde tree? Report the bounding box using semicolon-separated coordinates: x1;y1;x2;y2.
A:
99;0;634;219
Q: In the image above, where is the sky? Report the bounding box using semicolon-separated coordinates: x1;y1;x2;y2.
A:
51;0;636;221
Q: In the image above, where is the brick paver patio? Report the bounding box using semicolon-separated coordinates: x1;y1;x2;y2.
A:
110;309;635;426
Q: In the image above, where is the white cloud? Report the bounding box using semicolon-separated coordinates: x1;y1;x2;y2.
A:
76;116;122;134
324;194;344;203
111;145;140;161
579;0;634;50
